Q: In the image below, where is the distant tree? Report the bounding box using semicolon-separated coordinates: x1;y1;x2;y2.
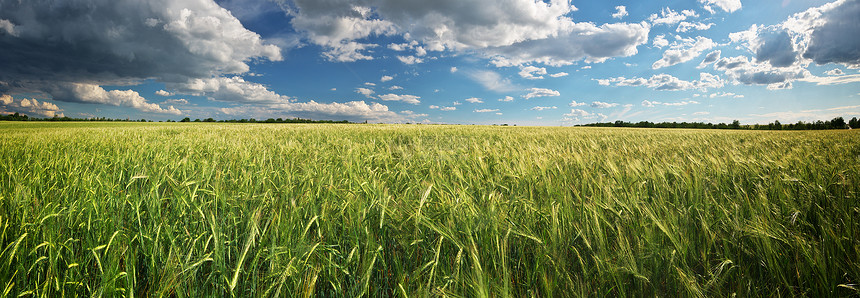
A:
203;118;215;122
193;118;201;122
831;117;846;129
180;117;191;122
731;120;741;129
850;117;859;129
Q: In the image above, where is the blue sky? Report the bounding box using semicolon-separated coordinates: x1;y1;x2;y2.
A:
1;0;858;125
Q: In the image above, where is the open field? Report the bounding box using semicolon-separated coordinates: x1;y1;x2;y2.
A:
0;122;858;297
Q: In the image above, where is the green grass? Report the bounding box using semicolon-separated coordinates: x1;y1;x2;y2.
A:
0;121;858;297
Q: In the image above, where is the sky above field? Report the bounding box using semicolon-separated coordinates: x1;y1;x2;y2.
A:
1;0;859;125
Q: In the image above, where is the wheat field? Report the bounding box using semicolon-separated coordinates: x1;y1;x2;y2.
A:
0;122;858;297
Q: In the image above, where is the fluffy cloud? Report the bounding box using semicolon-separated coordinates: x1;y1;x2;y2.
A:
708;92;744;98
825;69;843;76
731;27;799;67
386;40;426;57
289;0;575;51
652;36;716;69
0;0;284;115
289;4;396;62
381;75;394;82
591;101;619;108
530;106;557;111
712;55;809;89
799;74;860;85
755;30;798;67
155;90;173;96
653;35;670;48
599;73;724;91
48;83;182;115
429;105;456;111
642;99;700;107
519;66;548;80
523;88;560;99
677;22;715;33
612;6;629;19
0;0;280;83
355;87;375;98
397;56;424;64
221;100;404;123
649;8;698;26
465;97;484;104
283;0;651;67
377;93;421;104
549;72;569;78
729;0;860;71
569;100;587;107
698;50;722;68
474;109;499;113
0;19;17;37
797;0;860;68
699;0;742;13
486;22;650;66
0;95;64;118
169;76;289;104
498;96;514;102
564;109;590;117
163;98;190;105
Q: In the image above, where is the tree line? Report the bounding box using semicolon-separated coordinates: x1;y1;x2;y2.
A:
3;112;859;129
577;117;859;130
0;113;354;124
173;117;352;124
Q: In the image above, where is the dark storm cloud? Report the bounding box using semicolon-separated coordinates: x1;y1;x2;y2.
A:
802;0;860;67
0;0;281;109
755;30;797;67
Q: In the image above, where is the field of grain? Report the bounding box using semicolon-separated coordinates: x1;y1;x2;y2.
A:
0;122;858;297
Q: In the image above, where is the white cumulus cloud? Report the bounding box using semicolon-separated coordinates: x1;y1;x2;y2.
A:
518;66;548;80
699;0;742;13
649;8;698;26
0;95;64;118
377;93;421;104
653;36;716;69
569;100;587;107
355;87;375;98
50;83;181;115
591;101;619;108
599;73;724;91
523;88;560;99
612;6;629;19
